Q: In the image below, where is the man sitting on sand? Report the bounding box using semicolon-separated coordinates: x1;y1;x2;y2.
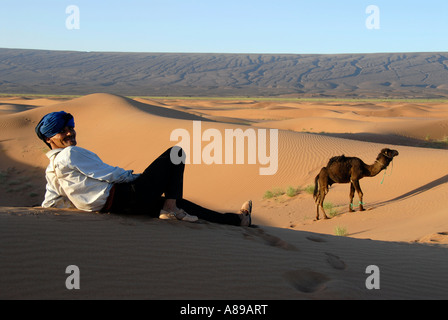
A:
35;111;252;226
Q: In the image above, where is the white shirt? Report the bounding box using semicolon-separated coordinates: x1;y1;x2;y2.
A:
42;146;140;212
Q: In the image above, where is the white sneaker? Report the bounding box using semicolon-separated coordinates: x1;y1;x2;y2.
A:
159;209;198;222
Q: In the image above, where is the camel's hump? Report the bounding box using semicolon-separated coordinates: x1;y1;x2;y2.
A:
327;154;347;166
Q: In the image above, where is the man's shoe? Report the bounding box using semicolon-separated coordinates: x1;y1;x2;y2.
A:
159;209;198;222
239;200;252;227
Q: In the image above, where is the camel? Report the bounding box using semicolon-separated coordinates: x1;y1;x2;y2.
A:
313;148;399;220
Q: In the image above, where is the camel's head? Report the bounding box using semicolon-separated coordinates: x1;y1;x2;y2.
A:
377;148;399;168
381;148;399;158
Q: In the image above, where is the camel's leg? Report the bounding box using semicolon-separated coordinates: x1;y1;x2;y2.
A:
315;188;323;220
315;181;321;220
317;196;327;220
349;182;355;212
316;199;320;220
352;180;365;211
322;201;330;219
316;176;330;220
318;189;330;220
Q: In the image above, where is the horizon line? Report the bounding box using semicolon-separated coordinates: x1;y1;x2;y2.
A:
1;47;448;56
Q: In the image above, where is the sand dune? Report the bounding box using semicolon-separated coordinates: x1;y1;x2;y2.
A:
1;93;448;299
2;206;447;300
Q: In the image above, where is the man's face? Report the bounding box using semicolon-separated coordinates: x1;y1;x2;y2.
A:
46;126;77;149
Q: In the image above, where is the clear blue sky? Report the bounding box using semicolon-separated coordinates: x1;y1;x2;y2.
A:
0;0;447;54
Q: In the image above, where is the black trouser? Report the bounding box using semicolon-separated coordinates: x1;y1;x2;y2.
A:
109;147;241;226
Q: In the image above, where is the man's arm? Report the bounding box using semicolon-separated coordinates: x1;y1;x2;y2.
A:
42;176;75;208
63;147;140;184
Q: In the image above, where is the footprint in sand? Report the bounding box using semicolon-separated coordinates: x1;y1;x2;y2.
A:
242;228;299;251
283;269;330;293
306;235;327;243
418;231;448;244
325;252;347;270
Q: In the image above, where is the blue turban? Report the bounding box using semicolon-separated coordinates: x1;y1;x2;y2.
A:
35;111;75;144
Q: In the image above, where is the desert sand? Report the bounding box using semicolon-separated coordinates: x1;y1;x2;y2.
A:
1;93;447;300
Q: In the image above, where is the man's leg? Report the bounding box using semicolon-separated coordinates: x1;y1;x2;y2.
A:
177;199;243;226
135;146;185;200
110;147;186;216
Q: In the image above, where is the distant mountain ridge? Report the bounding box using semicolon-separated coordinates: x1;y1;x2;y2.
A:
1;48;448;98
